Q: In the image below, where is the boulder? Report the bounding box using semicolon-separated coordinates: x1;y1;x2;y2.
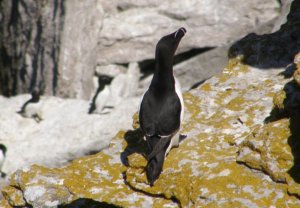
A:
2;1;300;205
0;0;280;98
3;53;300;207
95;64;127;77
0;94;139;175
173;46;230;91
103;62;140;107
96;0;280;65
55;1;103;99
0;0;103;99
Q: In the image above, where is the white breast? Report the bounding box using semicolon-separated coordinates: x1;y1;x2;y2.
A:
94;85;110;113
174;77;184;124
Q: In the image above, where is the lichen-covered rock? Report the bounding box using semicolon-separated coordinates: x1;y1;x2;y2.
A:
2;1;300;205
2;55;300;207
237;119;293;182
124;58;300;207
2;132;177;208
293;53;300;86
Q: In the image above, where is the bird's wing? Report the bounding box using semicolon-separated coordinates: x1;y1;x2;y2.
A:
139;90;181;137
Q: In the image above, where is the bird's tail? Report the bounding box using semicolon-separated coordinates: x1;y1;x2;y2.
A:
147;135;171;161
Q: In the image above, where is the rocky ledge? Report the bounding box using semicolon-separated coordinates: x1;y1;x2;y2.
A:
2;50;300;207
2;0;300;206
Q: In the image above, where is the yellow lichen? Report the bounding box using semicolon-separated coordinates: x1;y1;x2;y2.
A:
1;186;26;207
0;199;13;208
293;68;300;86
132;112;140;129
200;83;212;91
238;119;293;182
273;89;286;110
3;49;299;207
218;56;249;83
226;96;246;111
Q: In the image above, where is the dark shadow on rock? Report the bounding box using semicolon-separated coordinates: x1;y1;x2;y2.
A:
120;128;188;167
189;78;210;90
279;63;297;78
283;81;300;183
0;0;65;97
288;112;300;183
120;128;149;166
139;47;213;79
59;198;122;208
265;78;300;183
228;0;300;70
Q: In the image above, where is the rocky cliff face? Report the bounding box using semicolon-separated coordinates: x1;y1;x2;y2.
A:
2;1;300;206
2;56;300;208
0;0;280;99
0;94;140;175
0;0;102;99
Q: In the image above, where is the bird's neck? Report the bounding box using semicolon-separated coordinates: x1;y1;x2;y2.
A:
150;61;175;91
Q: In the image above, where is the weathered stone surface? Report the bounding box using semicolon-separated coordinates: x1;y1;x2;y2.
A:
229;0;300;69
174;46;229;91
0;0;103;100
237;119;293;182
56;0;103;99
293;53;300;86
0;0;280;99
2;54;300;207
271;0;293;32
95;64;127;77
101;62;140;109
0;94;139;175
0;0;65;96
1;133;177;208
3;1;300;207
140;46;229;92
96;0;280;65
125;58;300;207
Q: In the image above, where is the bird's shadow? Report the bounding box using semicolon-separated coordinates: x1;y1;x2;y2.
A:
264;76;300;183
120;128;150;167
58;198;121;208
120;129;188;167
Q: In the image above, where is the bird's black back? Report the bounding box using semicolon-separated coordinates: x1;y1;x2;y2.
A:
139;87;181;137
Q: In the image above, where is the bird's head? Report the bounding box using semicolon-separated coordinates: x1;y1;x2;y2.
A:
155;27;186;62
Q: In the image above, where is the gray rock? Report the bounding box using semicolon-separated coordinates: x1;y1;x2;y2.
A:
174;46;230;91
139;46;229;92
95;64;128;77
0;0;280;99
97;0;280;65
272;0;293;32
0;94;139;174
56;0;103;99
123;62;140;98
0;0;103;100
0;0;65;96
104;62;140;107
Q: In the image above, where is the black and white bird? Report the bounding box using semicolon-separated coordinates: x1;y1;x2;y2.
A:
88;75;113;114
18;89;43;122
139;27;186;185
0;144;7;177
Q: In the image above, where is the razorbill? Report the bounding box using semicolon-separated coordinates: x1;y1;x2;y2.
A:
88;75;113;114
18;89;43;122
0;144;6;177
139;27;186;185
